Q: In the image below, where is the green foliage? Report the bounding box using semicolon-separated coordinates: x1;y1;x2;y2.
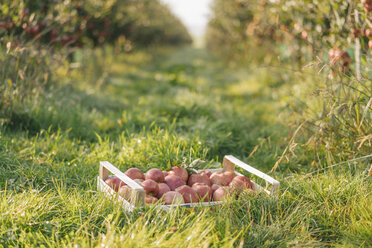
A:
0;0;192;48
206;0;372;168
207;0;372;65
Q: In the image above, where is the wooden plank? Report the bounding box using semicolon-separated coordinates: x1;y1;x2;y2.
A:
99;164;110;181
231;170;267;194
99;161;146;206
222;157;235;172
98;177;135;211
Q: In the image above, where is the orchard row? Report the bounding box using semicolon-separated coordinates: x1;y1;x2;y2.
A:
0;0;192;49
207;0;372;73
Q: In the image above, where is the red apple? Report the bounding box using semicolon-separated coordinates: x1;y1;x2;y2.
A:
164;174;186;191
162;171;168;178
223;171;236;184
365;28;372;37
210;172;231;186
141;179;159;196
213;187;230;201
328;48;336;59
145;168;164;183
329;49;343;65
169;166;188;182
105;176;125;192
157;183;171;199
339;65;348;73
211;184;220;194
175;185;198;203
192;183;212;202
125;168;145;180
334;49;343;60
145;195;158;205
199;170;212;178
229;176;253;194
341;51;351;62
162;191;184;205
118;185;132;201
188;173;210;186
31;25;40;36
301;30;308;40
210;172;223;185
364;3;372;12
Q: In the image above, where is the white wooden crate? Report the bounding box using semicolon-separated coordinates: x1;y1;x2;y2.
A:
97;155;279;211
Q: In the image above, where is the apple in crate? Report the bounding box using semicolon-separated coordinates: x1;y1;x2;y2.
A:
229;176;253;194
210;172;232;186
223;171;236;183
145;195;158;205
169;166;188;182
188;173;210;186
125;168;145;180
213;186;230;201
175;185;198;203
162;171;168;178
164;174;186;191
157;183;171;199
105;176;125;191
199;170;212;178
141;179;159;196
118;185;132;201
162;191;184;205
211;184;220;194
145;168;165;183
192;183;212;202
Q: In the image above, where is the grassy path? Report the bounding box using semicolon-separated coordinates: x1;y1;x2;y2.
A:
1;47;371;247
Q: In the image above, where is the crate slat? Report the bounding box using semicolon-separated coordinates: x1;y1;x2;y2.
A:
100;161;146;206
97;177;135;212
224;155;279;195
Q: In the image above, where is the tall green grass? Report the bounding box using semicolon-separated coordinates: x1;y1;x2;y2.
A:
1;47;371;247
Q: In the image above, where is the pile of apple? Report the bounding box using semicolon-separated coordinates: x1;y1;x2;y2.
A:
104;166;254;205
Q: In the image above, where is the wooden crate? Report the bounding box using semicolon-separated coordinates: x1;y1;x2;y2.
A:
97;155;279;211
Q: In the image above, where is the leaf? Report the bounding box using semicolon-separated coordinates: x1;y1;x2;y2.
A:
188;159;206;169
184;159;207;174
95;132;103;144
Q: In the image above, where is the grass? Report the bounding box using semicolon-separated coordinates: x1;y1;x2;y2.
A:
1;47;371;247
